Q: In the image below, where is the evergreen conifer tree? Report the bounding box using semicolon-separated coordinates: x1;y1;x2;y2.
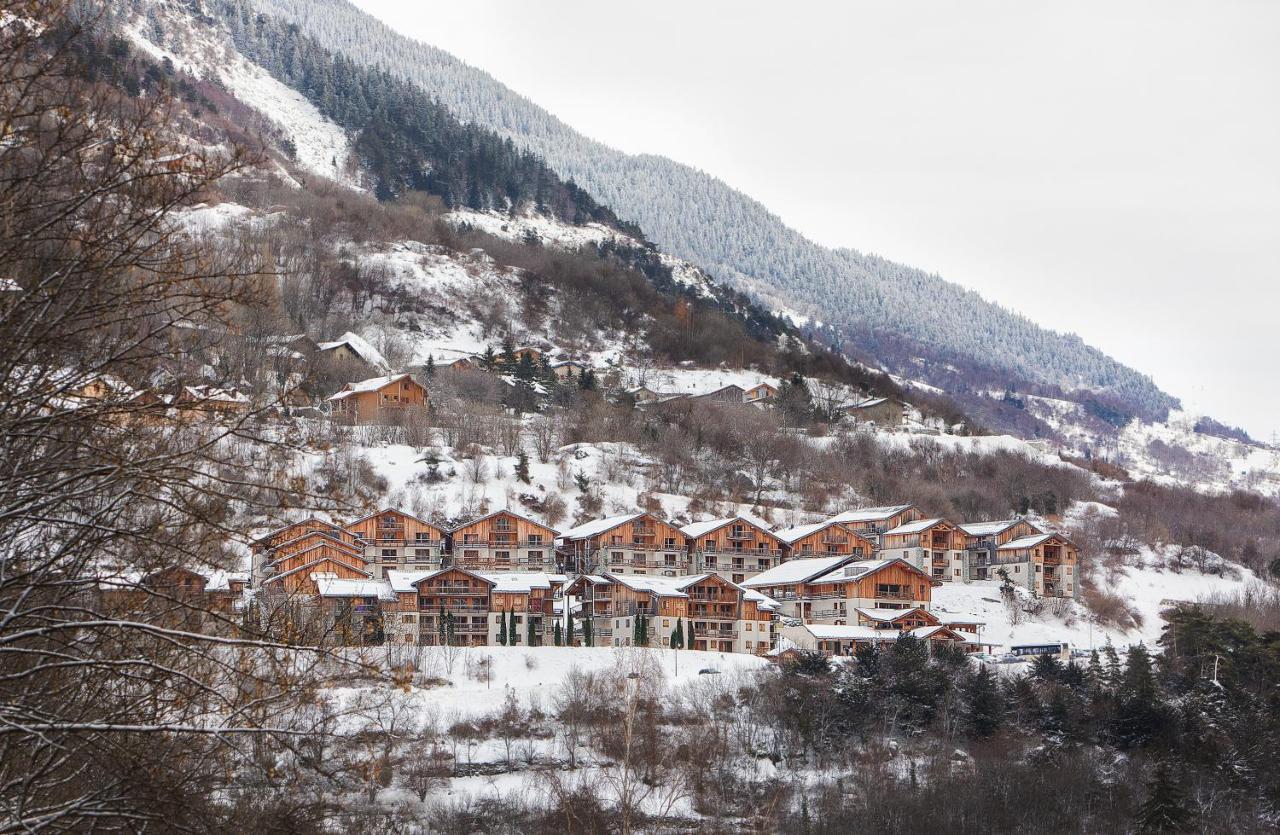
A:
672;618;684;650
1135;762;1195;833
424;354;436;378
515;451;531;484
509;611;519;645
964;665;1002;738
527;614;535;645
554;621;563;646
567;617;576;646
500;336;517;368
498;609;508;646
480;345;497;370
584;617;593;647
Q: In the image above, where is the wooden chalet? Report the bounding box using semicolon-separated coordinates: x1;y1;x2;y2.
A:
743;556;938;624
387;567;495;646
315;577;395;646
485;573;568;646
827;504;921;540
550;360;589;381
880;517;968;582
774;520;876;560
344;508;448;575
449;509;558;571
960;518;1043;580
994;531;1079;598
744;382;778;403
841;397;905;427
327;373;428;425
559;512;689;576
564;572;777;654
682;515;785;583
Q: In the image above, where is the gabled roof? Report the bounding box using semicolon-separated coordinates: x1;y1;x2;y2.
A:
317;331;390;370
450;508;559;535
481;572;569;594
795;623;885;641
827;504;916;524
262;557;372;585
772;520;859;545
681;513;776;540
603;571;716;598
344;507;445;533
385;566;495;593
558;513;647;541
810;557;938;586
959;519;1025;537
740;555;854;588
315;578;396;600
883;517;951;536
844;397;890;410
743;588;782;612
999;532;1072;551
251;517;349;546
328;373;416;401
854;606;937;624
267;540;367;568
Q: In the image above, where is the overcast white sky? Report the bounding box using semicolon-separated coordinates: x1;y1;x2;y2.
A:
355;0;1280;440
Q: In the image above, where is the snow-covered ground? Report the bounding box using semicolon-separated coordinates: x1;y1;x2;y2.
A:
123;5;360;188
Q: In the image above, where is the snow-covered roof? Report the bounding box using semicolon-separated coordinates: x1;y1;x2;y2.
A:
908;625;976;642
327;373;414;400
798;623;884;641
809;558;903;585
744;588;782;612
883;517;948;536
204;570;248;592
680;513;774;540
480;572;568;594
385;569;444;593
605;572;713;597
558;513;645;541
959;519;1021;536
845;397;889;409
771;521;843;545
998;533;1060;551
827;504;916;524
315;577;395;600
855;607;928;622
741;555;853;588
317;331;390;371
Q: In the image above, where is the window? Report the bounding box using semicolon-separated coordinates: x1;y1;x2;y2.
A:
665;537;676;547
496;551;511;562
528;551;543;561
464;549;479;560
954;568;961;576
381;549;397;560
745;622;753;631
663;619;671;627
402;615;415;624
704;538;715;550
528;534;543;545
415;532;432;542
414;548;430;557
611;551;623;564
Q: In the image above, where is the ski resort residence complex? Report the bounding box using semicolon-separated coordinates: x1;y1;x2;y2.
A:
227;502;1079;657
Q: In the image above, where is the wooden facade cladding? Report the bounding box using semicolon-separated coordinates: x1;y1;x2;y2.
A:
265;557;371;596
962;519;1040;549
268;531;363;561
833;505;921;536
782;522;874;559
691;519;784;559
330;374;429;424
345;509;446;547
266;541;368;576
590;514;686;553
450;510;557;570
253;519;356;553
881;519;965;551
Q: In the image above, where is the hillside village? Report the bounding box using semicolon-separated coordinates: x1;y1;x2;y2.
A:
7;3;1280;831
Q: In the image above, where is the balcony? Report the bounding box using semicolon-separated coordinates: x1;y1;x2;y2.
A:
418;604;489;614
821;533;849;545
693;629;738;640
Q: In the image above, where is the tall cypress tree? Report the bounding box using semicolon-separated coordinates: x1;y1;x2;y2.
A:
672;618;684;650
498;609;508;646
584;617;593;647
554;621;563;646
567;617;576;646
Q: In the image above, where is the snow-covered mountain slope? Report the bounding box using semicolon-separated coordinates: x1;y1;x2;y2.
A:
241;0;1178;427
122;7;359;189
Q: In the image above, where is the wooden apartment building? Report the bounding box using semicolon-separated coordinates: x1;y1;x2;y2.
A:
559;512;689;576
774;520;876;561
880;517;969;582
743;556;938;624
345;508;448;576
682;515;784;583
450;509;558;572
